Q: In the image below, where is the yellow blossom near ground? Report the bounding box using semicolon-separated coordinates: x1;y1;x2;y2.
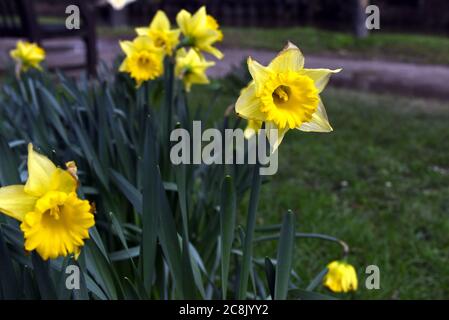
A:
176;6;223;59
0;144;94;260
175;48;215;92
136;10;180;56
10;40;45;73
235;42;340;150
119;36;165;87
323;261;358;293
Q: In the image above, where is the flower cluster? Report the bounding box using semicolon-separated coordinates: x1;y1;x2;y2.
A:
0;145;95;260
120;7;221;90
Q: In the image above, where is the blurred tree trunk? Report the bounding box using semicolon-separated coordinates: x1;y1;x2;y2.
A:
353;0;369;38
110;7;128;27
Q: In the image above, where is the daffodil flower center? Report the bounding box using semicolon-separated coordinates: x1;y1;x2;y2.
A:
154;37;165;48
126;50;163;86
183;66;193;76
259;72;320;130
137;54;152;68
48;205;62;220
273;85;290;104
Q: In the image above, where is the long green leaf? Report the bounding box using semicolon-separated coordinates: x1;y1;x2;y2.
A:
264;257;276;299
274;211;295;300
174;150;197;299
141;119;160;294
0;227;19;298
237;163;261;299
31;252;57;300
220;175;236;299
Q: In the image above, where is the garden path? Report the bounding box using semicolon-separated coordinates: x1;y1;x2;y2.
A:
211;48;449;100
1;38;449;100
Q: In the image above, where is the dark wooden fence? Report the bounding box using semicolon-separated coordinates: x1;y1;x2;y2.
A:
33;0;449;34
129;0;308;27
128;0;449;34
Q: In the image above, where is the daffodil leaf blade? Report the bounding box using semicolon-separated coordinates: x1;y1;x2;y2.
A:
264;257;276;299
274;211;295;300
109;169;143;214
306;267;329;292
220;175;237;299
288;288;337;300
31;252;57;300
0;227;20;298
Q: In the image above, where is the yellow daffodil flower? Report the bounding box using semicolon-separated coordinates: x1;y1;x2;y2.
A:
136;10;180;56
244;120;263;140
0;144;94;260
175;48;215;92
235;42;340;151
176;6;223;59
10;40;45;73
323;261;358;293
119;36;164;87
206;15;223;42
107;0;135;11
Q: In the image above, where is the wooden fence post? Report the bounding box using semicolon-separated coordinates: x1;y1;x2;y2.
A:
353;0;369;38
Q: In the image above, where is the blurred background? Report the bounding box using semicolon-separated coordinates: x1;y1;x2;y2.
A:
1;0;449;299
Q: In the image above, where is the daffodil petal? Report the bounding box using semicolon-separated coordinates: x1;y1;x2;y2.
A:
135;27;149;36
235;82;266;121
268;41;304;73
50;169;77;194
176;9;192;34
191;6;207;34
151;10;170;31
119;59;128;72
0;185;37;221
119;40;133;55
176;47;187;58
244;127;256;140
244;120;262;140
204;46;224;60
24;144;57;197
302;68;341;93
298;100;333;133
248;57;271;95
133;36;156;51
266;121;289;152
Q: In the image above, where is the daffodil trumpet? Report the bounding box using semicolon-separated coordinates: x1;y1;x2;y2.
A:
0;144;95;260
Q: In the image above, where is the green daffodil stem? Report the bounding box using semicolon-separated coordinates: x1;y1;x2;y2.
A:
237;125;265;299
165;57;175;134
237;160;261;299
162;57;175;178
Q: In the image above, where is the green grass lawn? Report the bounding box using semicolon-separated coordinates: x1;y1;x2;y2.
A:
222;27;449;66
97;24;449;66
190;82;449;299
